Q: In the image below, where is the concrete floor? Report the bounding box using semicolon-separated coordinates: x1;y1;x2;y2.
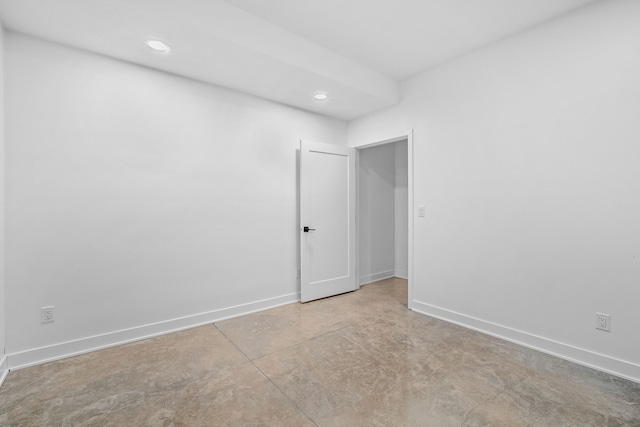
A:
1;278;639;426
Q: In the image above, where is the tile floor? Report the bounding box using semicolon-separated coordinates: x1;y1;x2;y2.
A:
1;278;639;426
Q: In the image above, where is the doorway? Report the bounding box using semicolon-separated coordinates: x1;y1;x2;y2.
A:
298;131;413;307
356;131;413;308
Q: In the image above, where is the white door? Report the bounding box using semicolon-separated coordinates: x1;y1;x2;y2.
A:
300;140;357;302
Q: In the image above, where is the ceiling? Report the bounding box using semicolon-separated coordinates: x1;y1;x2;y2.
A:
0;0;596;120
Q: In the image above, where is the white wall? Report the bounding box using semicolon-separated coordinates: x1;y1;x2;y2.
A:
358;143;395;284
4;34;347;368
349;0;640;382
394;141;408;279
0;23;7;381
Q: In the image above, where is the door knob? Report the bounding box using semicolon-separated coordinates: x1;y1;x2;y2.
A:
303;226;316;232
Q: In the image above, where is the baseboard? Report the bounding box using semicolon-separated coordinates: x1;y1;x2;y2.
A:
359;270;395;285
394;270;408;280
412;300;640;384
8;292;300;371
0;355;8;388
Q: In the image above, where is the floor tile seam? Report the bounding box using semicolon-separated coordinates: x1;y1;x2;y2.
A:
293;320;377;359
211;321;334;390
207;323;286;380
211;323;252;364
331;326;374;355
190;359;258;384
247;320;362;362
251;362;320;427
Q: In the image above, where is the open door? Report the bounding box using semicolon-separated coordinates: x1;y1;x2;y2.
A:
300;140;357;302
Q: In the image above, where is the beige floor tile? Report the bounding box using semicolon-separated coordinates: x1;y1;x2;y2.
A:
1;278;639;426
0;325;248;426
59;363;315;427
214;281;400;360
467;360;640;427
464;379;640;427
254;317;503;426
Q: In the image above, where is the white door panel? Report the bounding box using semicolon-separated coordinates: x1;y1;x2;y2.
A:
300;140;356;302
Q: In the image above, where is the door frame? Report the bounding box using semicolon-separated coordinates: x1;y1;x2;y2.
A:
354;130;414;309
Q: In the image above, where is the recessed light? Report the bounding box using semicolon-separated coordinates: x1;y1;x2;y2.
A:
146;40;171;52
313;92;328;101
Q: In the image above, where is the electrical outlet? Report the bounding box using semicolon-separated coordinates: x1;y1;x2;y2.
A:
41;306;55;323
595;312;610;332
